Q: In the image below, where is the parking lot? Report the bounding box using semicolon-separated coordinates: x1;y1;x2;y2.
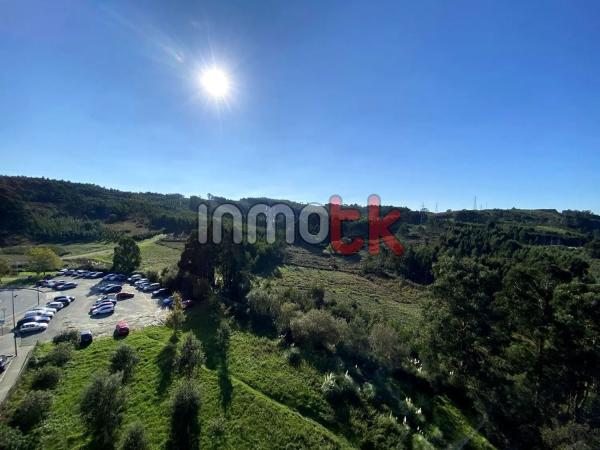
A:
0;276;169;351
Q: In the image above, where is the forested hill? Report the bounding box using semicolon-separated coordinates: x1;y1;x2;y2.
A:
1;175;599;245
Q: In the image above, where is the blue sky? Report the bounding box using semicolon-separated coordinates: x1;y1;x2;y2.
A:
1;1;599;212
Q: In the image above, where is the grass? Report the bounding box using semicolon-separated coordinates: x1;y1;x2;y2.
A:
1;302;493;450
266;265;425;325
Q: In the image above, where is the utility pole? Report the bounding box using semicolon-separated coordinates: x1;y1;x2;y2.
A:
11;290;17;357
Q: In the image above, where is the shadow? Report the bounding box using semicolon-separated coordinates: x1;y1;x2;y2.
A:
218;357;233;412
156;340;177;396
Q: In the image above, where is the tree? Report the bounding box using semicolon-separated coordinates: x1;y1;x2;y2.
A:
290;309;344;351
165;292;185;334
112;237;141;275
369;323;407;371
176;333;205;377
120;422;150;450
0;258;9;284
109;344;140;383
80;371;126;448
169;381;201;450
27;247;61;274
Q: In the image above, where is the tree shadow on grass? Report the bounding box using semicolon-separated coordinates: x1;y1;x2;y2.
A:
218;357;233;412
156;339;178;397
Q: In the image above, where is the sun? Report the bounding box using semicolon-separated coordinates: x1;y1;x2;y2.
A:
199;66;230;99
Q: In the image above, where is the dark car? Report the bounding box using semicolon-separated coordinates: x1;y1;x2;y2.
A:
16;316;50;328
116;292;134;300
152;288;170;298
80;330;93;346
54;295;75;304
102;285;122;294
0;355;7;372
56;282;77;290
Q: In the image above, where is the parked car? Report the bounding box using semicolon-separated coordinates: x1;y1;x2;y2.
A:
182;299;195;309
56;282;77;290
115;321;129;336
134;279;149;287
54;295;75;304
31;306;56;314
46;301;64;310
102;273;115;281
0;355;7;372
127;274;143;283
90;304;115;316
17;315;50;328
143;283;160;293
136;283;150;291
152;288;170;298
26;308;54;318
80;330;93;346
116;292;134;300
23;310;53;320
162;297;174;308
92;298;117;307
18;322;48;334
102;285;122;294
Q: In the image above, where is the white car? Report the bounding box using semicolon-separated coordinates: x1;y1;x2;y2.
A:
19;322;48;334
24;310;54;319
32;306;57;314
90;304;115;316
46;301;64;310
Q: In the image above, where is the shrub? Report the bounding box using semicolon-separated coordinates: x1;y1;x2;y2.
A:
11;390;53;432
0;423;30;450
286;346;302;366
30;366;61;390
290;309;344;350
412;433;436;450
146;270;159;283
52;329;79;346
215;321;231;354
109;344;140;383
361;413;409;450
44;342;73;367
176;333;205;377
120;422;150;450
169;381;201;450
321;372;359;404
80;371;126;448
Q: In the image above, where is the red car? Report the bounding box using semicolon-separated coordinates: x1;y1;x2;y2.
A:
115;321;129;336
116;292;135;300
182;299;195;309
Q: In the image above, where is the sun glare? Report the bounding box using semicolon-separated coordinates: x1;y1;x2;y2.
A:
199;66;230;99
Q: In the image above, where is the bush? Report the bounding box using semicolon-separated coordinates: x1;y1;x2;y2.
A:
80;372;126;448
361;413;409;450
321;372;359;404
120;422;150;450
30;366;61;390
44;342;73;367
52;329;79;346
176;333;205;377
109;344;140;383
169;381;201;450
290;309;344;350
286;346;302;366
0;423;31;450
11;390;53;432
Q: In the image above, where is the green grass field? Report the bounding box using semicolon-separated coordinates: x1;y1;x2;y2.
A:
267;265;425;325
1;303;492;450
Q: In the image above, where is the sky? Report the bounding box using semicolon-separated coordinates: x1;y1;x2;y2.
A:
1;0;599;212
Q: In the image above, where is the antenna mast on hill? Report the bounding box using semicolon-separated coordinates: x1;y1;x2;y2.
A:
473;196;478;211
